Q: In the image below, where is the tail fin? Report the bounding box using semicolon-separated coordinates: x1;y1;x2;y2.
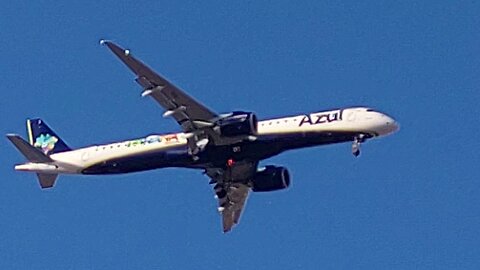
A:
7;134;58;189
27;119;71;155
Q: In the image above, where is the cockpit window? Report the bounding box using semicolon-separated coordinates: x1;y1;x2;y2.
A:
366;109;381;113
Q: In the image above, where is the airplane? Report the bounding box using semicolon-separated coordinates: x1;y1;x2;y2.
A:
7;40;399;232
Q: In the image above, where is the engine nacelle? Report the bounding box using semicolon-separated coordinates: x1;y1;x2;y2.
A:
252;166;291;192
217;111;257;137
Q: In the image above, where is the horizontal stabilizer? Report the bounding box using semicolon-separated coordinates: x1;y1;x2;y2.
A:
36;173;58;189
6;134;53;163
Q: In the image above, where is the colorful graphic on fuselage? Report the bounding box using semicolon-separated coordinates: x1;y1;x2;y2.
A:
120;135;163;148
115;134;182;148
34;134;58;154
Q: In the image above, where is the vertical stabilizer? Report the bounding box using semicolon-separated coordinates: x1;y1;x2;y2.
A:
27;119;71;155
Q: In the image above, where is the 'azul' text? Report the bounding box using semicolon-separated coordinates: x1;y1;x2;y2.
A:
299;110;344;126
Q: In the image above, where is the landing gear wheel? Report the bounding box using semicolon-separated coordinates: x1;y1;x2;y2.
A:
352;134;365;157
352;143;360;157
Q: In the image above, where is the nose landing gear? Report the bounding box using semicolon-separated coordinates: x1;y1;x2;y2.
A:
352;134;365;157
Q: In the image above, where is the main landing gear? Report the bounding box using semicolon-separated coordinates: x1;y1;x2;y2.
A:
352;134;366;157
188;136;210;161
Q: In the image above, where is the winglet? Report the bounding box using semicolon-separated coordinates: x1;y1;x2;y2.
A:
101;40;132;58
101;40;146;77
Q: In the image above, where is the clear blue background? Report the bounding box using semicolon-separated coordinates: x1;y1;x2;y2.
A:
1;1;479;269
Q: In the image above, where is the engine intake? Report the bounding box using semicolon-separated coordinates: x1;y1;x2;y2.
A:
252;166;290;192
217;111;257;137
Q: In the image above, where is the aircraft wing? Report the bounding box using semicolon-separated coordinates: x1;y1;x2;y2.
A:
217;182;250;233
206;161;257;232
102;40;218;132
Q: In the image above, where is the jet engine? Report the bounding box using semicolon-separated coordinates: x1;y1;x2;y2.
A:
252;166;291;192
217;111;258;137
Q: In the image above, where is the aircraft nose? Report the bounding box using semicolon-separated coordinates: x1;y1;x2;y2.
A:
383;115;399;134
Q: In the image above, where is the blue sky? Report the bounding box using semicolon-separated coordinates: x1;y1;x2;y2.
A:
1;1;479;269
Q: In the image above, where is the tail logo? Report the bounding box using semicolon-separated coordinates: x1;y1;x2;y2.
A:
34;134;58;154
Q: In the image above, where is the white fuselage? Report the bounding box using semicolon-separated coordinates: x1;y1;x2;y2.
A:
14;107;398;174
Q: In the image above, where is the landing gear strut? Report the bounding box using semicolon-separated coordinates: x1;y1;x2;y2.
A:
352;134;365;157
187;135;209;161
